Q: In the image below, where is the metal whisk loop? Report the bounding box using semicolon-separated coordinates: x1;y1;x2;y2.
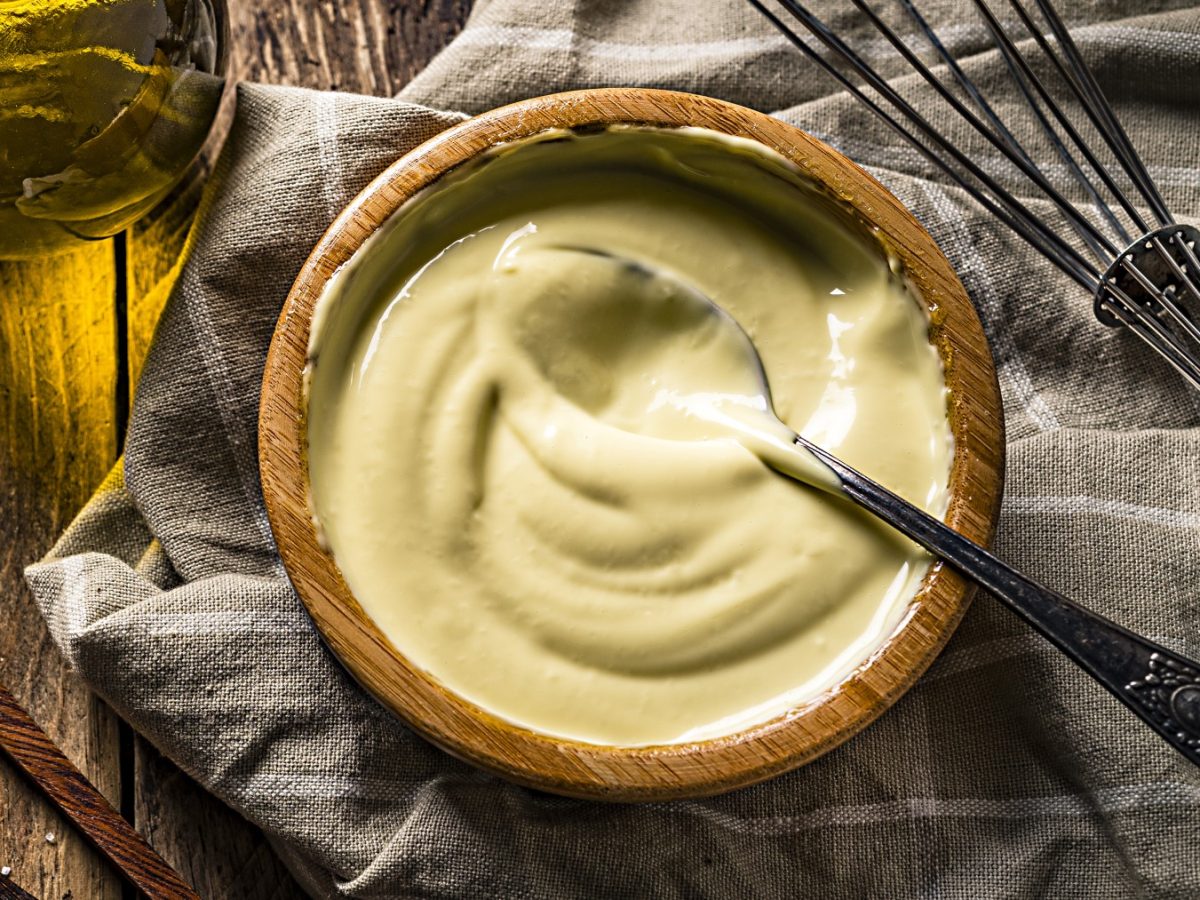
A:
749;0;1200;390
1098;225;1200;389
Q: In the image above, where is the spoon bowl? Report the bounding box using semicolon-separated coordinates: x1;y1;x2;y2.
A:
499;246;772;436
507;245;841;488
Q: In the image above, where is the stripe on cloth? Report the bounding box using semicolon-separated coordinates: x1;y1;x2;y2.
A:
1004;494;1200;529
659;782;1200;836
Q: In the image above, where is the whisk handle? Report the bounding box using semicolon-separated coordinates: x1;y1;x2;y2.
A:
802;438;1200;767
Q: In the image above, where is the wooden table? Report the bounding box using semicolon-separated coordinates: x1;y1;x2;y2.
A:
0;3;471;896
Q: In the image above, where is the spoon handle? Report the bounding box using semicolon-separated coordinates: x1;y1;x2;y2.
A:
800;438;1200;766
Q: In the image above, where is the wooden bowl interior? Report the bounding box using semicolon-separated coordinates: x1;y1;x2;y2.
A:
259;87;1004;801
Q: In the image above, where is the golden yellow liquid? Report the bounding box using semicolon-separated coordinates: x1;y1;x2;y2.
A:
0;0;226;258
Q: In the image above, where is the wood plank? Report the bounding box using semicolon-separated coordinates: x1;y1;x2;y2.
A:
123;2;474;895
0;244;123;899
231;0;473;91
132;743;301;899
0;683;200;900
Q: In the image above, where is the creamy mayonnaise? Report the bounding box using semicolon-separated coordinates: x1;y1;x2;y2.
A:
306;127;951;746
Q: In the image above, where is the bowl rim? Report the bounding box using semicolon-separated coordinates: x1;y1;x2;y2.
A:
259;87;1005;801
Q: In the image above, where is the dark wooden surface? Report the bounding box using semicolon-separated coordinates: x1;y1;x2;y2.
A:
0;1;471;897
0;250;124;900
0;685;199;899
0;877;37;900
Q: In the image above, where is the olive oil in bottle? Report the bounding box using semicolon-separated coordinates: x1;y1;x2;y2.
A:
0;0;228;258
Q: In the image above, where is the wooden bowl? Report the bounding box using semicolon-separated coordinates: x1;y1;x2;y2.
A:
259;88;1004;801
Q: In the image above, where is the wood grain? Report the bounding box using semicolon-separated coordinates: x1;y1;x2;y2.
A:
0;683;200;899
0;246;124;899
230;0;472;92
121;2;474;896
259;87;1006;801
131;742;302;900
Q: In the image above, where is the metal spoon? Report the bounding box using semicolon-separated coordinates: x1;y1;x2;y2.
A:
552;247;1200;766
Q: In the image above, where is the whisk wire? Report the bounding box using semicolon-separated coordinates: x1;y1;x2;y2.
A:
1151;240;1200;309
751;0;1200;391
750;0;1102;288
1028;0;1173;226
1101;283;1200;388
845;0;1119;260
999;0;1148;238
896;0;1008;144
976;0;1134;249
1121;269;1200;352
1130;243;1200;347
898;0;1122;262
1173;232;1200;292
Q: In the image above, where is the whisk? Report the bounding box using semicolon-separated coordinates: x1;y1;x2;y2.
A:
748;0;1200;389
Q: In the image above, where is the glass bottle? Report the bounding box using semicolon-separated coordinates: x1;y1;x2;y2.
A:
0;0;229;258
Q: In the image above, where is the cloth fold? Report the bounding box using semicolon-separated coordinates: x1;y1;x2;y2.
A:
25;1;1200;896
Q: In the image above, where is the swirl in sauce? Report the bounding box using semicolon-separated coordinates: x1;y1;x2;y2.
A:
306;128;951;745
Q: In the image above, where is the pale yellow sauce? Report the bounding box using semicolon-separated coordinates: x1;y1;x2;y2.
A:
307;127;951;746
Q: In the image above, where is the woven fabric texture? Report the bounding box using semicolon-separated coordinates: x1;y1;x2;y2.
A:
25;1;1200;896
